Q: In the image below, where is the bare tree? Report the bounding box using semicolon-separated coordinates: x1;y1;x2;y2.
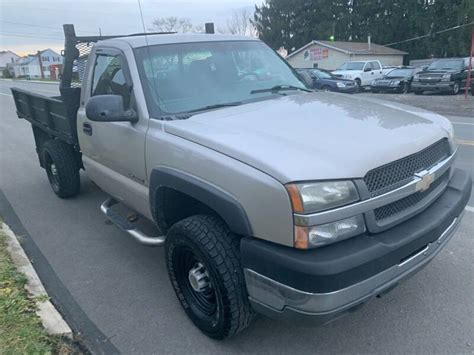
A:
149;17;200;33
221;9;257;36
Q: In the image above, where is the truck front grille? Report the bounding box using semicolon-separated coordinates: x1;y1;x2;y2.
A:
373;170;448;221
364;139;450;197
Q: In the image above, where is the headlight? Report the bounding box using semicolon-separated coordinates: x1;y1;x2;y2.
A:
286;181;359;214
344;74;353;79
371;80;377;86
441;73;451;82
336;82;346;88
295;215;366;249
390;80;400;86
413;74;420;81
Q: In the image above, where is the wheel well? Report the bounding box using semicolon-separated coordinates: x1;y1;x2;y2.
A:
153;187;217;233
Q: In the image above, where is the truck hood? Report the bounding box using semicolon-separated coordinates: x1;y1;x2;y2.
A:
164;93;453;183
420;69;460;75
332;70;361;76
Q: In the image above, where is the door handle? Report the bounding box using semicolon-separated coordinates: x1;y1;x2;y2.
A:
83;123;93;136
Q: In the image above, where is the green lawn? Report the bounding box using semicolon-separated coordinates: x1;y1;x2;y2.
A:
0;224;74;354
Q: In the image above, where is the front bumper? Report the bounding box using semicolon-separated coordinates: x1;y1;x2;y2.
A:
335;85;357;93
411;81;454;92
370;85;403;92
241;168;471;324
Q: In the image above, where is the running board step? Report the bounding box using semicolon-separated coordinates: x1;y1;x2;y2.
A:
100;197;165;246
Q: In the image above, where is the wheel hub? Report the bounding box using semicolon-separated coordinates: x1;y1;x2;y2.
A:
50;163;58;176
188;263;210;293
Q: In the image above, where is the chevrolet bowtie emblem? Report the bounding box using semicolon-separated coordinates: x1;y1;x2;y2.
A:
415;171;435;192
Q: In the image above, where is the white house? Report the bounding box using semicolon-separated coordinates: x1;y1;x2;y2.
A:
0;50;20;77
286;40;407;70
11;49;62;79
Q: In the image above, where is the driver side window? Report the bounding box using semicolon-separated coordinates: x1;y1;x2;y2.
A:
91;54;131;108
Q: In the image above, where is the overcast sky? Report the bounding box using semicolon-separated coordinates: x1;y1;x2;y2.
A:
0;0;259;55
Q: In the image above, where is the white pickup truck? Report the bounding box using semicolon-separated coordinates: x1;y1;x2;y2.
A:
332;60;384;90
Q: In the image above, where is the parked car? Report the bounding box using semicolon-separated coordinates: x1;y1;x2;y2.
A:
331;60;384;90
371;67;420;93
296;68;357;93
411;58;473;95
11;24;471;340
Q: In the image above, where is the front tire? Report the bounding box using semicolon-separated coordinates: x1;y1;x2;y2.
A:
165;215;254;339
42;140;80;198
355;79;362;92
400;82;409;94
451;81;460;95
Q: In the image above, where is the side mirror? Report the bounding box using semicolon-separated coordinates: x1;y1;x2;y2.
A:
364;67;372;72
298;71;314;88
85;95;137;123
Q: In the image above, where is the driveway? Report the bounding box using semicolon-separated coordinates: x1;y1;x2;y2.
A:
1;80;473;353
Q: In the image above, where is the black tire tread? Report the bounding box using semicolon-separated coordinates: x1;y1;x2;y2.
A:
166;215;254;339
43;139;80;198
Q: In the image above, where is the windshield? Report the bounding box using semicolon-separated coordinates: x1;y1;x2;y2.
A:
311;70;333;79
428;59;464;70
337;62;365;70
134;40;306;115
386;69;414;77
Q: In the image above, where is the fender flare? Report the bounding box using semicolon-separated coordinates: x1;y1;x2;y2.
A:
149;166;253;236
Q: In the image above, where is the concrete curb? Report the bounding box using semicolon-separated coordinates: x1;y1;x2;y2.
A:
2;222;73;338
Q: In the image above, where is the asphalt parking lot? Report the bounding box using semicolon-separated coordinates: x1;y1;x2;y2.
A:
359;90;474;118
1;80;473;354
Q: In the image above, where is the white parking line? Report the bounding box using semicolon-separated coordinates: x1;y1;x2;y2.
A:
452;122;474;126
465;206;474;213
0;92;12;97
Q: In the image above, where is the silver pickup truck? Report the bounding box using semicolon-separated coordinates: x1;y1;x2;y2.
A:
12;25;471;339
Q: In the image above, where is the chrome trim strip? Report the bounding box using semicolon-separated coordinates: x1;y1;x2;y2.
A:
245;214;462;315
294;149;457;226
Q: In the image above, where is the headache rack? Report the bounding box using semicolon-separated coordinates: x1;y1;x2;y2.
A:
11;24;175;150
60;24;175;91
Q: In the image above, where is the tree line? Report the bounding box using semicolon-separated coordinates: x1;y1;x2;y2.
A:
253;0;474;59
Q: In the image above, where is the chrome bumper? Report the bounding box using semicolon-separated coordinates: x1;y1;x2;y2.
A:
245;212;464;321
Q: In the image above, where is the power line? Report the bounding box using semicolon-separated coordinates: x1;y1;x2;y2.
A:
0;20;98;35
0;32;63;40
384;21;474;46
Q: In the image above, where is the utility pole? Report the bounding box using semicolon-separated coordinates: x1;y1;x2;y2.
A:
99;27;102;36
465;28;473;99
37;50;45;79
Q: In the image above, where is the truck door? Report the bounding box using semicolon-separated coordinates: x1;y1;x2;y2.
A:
371;61;383;79
77;48;149;212
361;62;373;86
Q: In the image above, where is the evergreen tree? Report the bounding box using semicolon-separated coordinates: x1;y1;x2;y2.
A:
254;0;474;59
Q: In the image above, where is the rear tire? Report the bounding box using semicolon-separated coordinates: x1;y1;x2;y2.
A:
42;140;80;198
165;215;255;339
321;85;331;92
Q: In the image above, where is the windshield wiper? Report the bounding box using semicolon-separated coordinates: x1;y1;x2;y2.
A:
250;85;312;95
185;102;243;114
